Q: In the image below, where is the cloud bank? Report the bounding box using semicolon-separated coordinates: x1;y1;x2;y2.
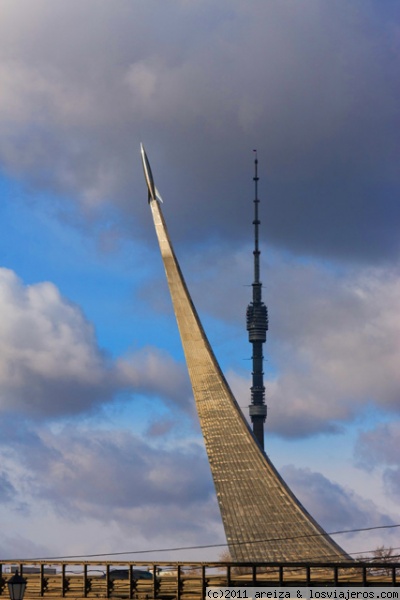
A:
0;0;398;262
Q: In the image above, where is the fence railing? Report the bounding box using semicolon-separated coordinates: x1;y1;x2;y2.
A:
1;559;399;599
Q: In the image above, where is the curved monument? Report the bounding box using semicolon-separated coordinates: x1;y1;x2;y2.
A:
141;144;349;562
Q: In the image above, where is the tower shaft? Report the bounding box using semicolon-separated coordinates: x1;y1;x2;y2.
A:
247;153;268;449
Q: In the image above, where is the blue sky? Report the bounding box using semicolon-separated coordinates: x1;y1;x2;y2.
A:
0;0;400;562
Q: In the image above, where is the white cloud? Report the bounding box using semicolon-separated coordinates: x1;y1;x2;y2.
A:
267;265;400;435
187;250;400;436
0;268;114;415
0;268;191;417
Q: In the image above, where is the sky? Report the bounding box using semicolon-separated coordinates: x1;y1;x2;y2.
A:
0;0;399;564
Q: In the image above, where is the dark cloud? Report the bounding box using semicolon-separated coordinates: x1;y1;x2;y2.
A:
0;1;398;263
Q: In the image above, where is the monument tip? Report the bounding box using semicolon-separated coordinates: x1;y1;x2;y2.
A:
140;143;163;203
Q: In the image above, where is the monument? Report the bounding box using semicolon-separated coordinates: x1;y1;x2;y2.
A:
141;144;349;562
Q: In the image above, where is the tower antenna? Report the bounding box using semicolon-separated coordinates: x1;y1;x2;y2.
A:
246;150;268;449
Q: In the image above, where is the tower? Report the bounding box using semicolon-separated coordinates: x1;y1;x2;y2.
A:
141;144;350;562
247;151;268;449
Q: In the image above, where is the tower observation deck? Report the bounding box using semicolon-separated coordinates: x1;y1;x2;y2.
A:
247;152;268;449
141;144;350;562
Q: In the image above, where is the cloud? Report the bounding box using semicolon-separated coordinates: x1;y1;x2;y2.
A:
116;348;193;413
0;268;115;415
280;464;398;556
0;268;191;418
146;418;177;438
0;421;222;548
185;249;400;437
0;471;16;503
356;422;400;503
282;465;394;535
0;1;398;262
266;265;400;436
31;429;213;514
0;535;51;562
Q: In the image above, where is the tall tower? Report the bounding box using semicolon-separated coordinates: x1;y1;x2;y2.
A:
247;151;268;449
141;143;350;562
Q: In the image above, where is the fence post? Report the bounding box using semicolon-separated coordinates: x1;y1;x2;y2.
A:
252;565;257;586
153;565;158;599
83;564;88;598
177;565;181;600
40;564;45;596
334;565;338;586
61;564;66;598
201;565;206;600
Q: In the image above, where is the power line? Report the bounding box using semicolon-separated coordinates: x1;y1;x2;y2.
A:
10;523;400;562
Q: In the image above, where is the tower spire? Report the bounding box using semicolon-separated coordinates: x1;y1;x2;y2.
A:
247;150;268;449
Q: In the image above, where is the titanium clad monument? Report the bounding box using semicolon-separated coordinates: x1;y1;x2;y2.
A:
140;144;349;562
